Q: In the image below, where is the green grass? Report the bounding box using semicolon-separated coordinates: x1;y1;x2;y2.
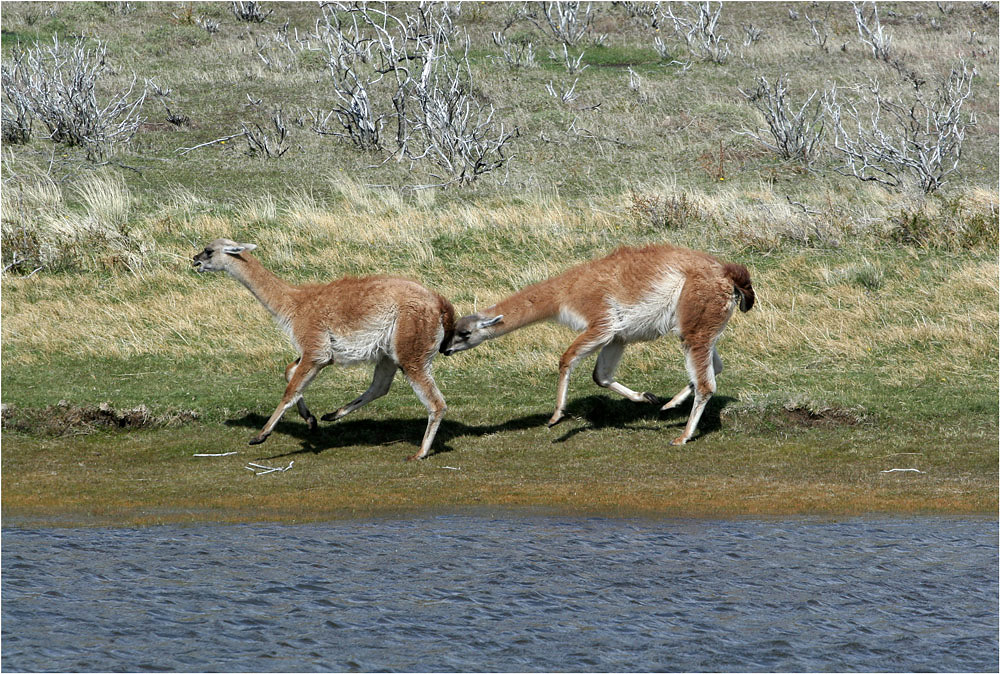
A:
3;242;996;526
1;1;997;525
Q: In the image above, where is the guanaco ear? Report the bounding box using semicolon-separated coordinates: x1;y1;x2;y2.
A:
479;315;503;329
223;243;257;256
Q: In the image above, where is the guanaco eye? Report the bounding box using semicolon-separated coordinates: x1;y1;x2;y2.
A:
458;330;471;338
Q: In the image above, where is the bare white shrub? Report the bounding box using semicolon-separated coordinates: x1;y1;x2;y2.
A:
804;11;829;51
742;75;825;165
146;78;190;127
546;77;580;104
741;22;764;47
824;62;976;193
102;2;134;15
255;25;298;72
0;36;146;161
242;108;290;158
549;43;587;74
303;3;392;151
626;66;648;104
852;1;892;61
179;97;289;158
541;1;593;46
663;1;731;64
627;67;641;92
1;50;34;144
492;31;537;70
409;40;519;186
652;35;671;60
196;14;221;34
302;2;517;185
231;1;272;23
620;1;665;29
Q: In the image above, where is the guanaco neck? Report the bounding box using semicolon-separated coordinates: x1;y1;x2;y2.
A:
227;253;298;320
485;276;567;337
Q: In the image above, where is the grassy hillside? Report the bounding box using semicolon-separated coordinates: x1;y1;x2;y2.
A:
2;1;997;525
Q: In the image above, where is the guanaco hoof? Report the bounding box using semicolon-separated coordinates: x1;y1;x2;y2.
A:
643;392;662;405
248;435;268;446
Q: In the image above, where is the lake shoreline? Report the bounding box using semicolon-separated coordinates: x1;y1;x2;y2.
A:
5;490;996;529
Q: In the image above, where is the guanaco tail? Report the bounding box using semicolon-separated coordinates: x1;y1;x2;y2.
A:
193;239;455;460
441;244;755;445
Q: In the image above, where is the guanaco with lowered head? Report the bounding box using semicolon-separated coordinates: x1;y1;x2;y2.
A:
193;238;455;460
441;244;754;445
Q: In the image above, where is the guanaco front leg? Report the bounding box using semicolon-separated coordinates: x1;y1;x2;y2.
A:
251;357;324;445
549;329;609;427
285;359;317;431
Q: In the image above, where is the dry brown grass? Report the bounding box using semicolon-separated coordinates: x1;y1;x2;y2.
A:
4;178;996;393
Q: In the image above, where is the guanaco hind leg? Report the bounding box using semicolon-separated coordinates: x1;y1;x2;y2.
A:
669;343;718;445
660;348;722;413
400;361;446;461
322;356;398;422
660;383;693;411
592;340;662;405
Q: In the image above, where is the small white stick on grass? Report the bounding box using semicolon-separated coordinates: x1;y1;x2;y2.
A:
176;132;244;155
193;451;239;457
246;461;294;475
880;468;925;474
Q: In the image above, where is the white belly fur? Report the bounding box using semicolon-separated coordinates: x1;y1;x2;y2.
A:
608;268;684;342
320;311;398;365
557;306;590;331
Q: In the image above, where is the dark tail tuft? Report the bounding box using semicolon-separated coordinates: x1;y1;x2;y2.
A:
723;262;755;312
438;295;456;353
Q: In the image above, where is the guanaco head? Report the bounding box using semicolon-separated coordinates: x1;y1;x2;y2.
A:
440;313;504;355
192;238;257;273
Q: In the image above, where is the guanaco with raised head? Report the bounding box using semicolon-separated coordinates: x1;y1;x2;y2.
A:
193;238;455;460
441;244;755;445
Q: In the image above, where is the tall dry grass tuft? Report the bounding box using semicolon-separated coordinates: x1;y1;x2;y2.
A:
623;180;998;252
74;171;132;230
2;170;151;274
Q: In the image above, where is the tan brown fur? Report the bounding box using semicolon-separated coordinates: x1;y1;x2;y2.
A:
442;244;755;444
194;239;453;460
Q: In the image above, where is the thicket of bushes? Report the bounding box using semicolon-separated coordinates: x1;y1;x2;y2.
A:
1;1;997;274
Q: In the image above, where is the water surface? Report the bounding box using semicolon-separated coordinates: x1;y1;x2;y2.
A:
3;515;997;672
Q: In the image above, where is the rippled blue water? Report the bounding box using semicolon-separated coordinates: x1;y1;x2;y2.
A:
2;515;997;672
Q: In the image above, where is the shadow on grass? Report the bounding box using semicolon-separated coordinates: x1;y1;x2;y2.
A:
225;394;735;460
550;394;734;443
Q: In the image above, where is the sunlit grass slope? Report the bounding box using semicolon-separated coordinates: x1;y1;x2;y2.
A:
1;2;996;524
